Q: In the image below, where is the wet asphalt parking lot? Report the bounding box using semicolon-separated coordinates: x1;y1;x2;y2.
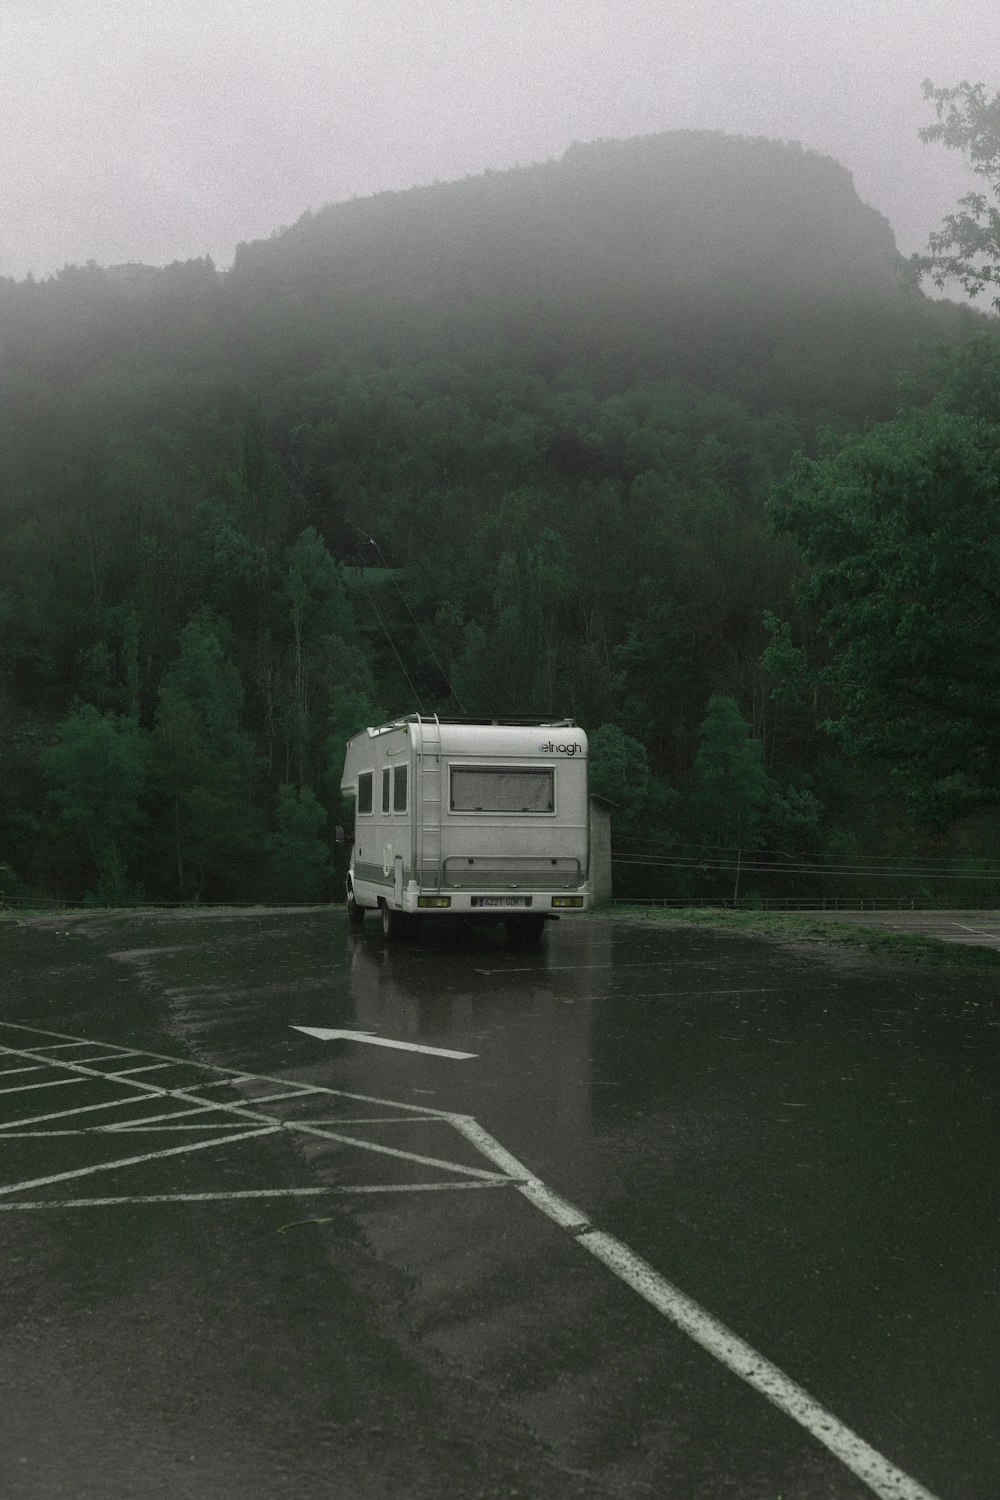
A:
1;908;997;1500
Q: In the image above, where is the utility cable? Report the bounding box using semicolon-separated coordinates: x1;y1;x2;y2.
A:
351;525;468;713
362;579;425;714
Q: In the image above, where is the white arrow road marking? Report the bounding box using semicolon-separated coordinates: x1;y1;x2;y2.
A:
291;1026;477;1060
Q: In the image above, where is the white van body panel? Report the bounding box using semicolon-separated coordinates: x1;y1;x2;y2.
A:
340;715;591;919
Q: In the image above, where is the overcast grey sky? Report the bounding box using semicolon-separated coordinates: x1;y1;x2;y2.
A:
2;0;997;282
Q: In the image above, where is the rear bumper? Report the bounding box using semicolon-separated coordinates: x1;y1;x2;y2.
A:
349;875;590;915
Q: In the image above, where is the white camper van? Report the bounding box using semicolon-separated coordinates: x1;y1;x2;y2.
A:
340;715;592;941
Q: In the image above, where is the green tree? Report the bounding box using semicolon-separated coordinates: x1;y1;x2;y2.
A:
452;525;574;714
41;705;146;903
912;79;1000;309
161;611;246;760
147;616;262;898
148;684;262;899
692;695;769;897
589;723;653;823
769;403;1000;821
281;528;355;784
265;783;330;902
324;688;382;794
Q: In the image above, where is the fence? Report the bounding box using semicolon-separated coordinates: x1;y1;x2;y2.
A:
609;837;1000;910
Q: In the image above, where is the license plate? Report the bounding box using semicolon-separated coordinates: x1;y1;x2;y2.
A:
472;896;530;908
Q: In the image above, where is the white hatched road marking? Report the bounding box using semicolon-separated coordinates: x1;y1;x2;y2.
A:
20;1042;95;1050
0;1077;89;1095
105;1064;176;1076
0;1126;282;1197
0;1181;515;1211
0;1021;939;1500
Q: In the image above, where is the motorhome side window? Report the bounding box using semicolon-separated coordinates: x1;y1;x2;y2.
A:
450;766;554;813
382;768;391;814
357;772;374;815
393;764;408;813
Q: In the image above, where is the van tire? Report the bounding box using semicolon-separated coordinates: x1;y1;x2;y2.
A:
381;902;407;943
347;887;365;924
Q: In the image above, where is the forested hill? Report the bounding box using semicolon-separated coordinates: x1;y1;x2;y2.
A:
231;131;902;300
0;131;991;905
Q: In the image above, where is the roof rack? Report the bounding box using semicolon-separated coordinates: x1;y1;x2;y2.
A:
363;714;578;738
404;714;577;728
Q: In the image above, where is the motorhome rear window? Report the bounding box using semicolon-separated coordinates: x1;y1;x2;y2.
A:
450;767;554;813
357;772;373;815
393;764;408;813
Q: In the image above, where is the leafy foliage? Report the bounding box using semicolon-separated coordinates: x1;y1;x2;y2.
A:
913;80;1000;310
41;707;146;902
265;784;330;902
692;696;770;850
770;362;1000;822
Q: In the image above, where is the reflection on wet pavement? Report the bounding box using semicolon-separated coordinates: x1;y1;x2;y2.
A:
1;908;996;1499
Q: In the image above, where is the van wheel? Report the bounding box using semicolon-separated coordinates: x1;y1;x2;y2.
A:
506;915;546;947
381;903;407;943
347;887;365;924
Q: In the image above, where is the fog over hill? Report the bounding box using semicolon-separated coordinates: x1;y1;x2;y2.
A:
0;126;991;907
229;130;905;300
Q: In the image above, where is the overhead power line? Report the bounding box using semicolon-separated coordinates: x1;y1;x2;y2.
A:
351;526;468;713
611;853;1000;882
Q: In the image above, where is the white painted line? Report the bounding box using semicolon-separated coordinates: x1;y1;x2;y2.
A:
2;1041;94;1050
94;1092;334;1132
0;1066;46;1077
10;1078;495;1182
450;1117;939;1500
0;1095;169;1130
104;1064;175;1077
13;1124;248;1139
0;1077;89;1095
92;1124;274;1133
98;1103;254;1130
579;1231;938;1500
0;1180;518;1210
284;1121;508;1182
102;1109;447;1132
15;1072;504;1183
179;1076;257;1089
451;1119;591;1231
0;1022;940;1495
0;1126;281;1198
102;1113;452;1132
0;1023;455;1117
236;1088;326;1105
68;1053;139;1064
292;1026;477;1060
284;1116;446;1126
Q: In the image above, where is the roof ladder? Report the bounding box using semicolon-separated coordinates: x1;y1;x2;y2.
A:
418;714;443;892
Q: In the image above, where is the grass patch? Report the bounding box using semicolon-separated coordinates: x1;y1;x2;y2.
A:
610;905;1000;970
